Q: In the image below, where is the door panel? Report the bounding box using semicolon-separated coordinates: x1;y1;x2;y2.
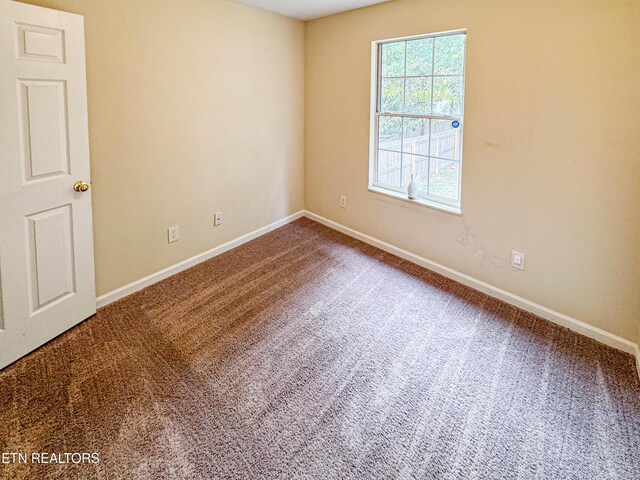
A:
0;0;95;369
19;79;70;181
16;23;65;62
27;204;76;311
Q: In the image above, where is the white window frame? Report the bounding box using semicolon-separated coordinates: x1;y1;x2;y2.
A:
368;29;467;215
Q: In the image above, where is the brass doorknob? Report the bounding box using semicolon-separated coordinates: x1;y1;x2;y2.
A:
73;181;89;192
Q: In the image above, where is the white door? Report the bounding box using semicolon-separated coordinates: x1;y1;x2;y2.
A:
0;1;95;369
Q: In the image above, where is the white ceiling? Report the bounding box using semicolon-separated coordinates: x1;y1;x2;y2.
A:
230;0;391;21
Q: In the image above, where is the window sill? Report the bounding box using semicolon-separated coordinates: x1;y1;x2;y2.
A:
367;186;462;216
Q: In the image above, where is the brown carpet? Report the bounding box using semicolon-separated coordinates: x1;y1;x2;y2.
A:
0;218;639;479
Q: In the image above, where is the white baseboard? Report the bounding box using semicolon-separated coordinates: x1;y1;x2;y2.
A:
94;206;639;378
96;210;305;308
304;210;639;358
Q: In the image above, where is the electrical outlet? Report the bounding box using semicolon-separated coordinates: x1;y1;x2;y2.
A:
511;250;525;270
214;212;223;226
339;195;347;209
168;225;180;243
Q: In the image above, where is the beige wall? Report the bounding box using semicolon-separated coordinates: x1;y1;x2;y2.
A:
19;0;305;296
14;0;640;344
305;0;640;342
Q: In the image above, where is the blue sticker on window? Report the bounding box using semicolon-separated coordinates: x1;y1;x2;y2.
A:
452;120;460;128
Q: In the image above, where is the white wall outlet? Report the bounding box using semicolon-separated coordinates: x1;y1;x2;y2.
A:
339;195;347;209
214;212;223;226
511;250;525;270
168;225;180;243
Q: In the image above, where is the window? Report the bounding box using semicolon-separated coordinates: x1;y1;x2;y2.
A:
369;30;466;213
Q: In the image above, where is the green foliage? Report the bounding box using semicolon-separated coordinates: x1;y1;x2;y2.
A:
381;42;404;77
434;35;465;75
381;78;403;113
429;161;459;199
433;76;464;115
406;38;433;76
378;116;401;147
403;118;428;140
380;34;465;116
405;77;431;114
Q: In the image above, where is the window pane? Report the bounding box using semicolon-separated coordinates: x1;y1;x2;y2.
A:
402;154;428;189
377;150;402;187
403;118;429;156
434;34;465;75
430;119;462;160
381;42;405;77
405;77;431;114
406;38;433;76
378;116;402;152
380;77;404;113
432;76;464;116
373;33;465;208
429;158;459;199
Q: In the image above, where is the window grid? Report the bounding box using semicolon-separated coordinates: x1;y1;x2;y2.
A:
371;30;466;209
